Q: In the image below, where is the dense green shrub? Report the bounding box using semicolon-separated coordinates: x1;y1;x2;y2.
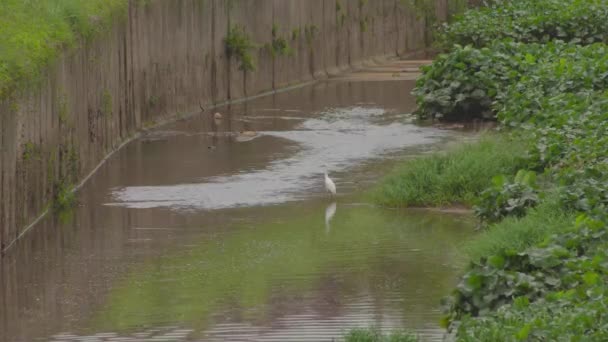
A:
0;0;127;99
414;42;608;121
438;0;608;49
444;214;608;324
451;215;608;341
497;45;608;125
406;1;608;339
456;284;608;341
412;45;508;120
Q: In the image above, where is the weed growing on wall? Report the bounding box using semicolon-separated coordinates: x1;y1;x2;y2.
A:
22;142;40;162
305;25;319;48
269;24;293;57
225;25;256;72
399;0;437;22
58;92;69;124
101;89;112;117
336;0;347;28
52;180;75;213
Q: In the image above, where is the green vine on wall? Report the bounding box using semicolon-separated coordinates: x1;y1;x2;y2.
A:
291;28;301;41
225;25;256;71
268;24;293;57
22;141;40;162
447;0;469;21
101;89;112;117
336;0;347;28
360;16;370;32
304;24;319;48
400;0;437;22
57;92;69;124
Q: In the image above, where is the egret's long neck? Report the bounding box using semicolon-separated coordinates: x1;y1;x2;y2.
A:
324;172;328;178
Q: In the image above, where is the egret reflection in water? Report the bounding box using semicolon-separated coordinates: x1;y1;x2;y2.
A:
325;201;337;233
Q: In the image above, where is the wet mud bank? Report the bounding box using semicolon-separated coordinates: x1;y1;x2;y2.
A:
0;0;453;254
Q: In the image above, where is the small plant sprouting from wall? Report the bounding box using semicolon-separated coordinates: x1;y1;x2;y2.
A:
225;25;256;72
269;24;293;57
226;0;236;13
101;89;112;117
58;92;69;124
336;0;347;28
358;0;368;10
68;144;79;181
137;0;152;7
22;141;40;162
291;28;301;41
400;0;437;22
9;101;20;113
148;94;159;107
360;16;370;33
447;0;468;20
52;180;75;214
47;148;56;186
305;25;319;48
357;0;371;33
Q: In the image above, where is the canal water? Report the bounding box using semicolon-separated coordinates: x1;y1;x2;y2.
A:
0;69;474;342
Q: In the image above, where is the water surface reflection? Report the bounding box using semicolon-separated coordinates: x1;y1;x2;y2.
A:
1;80;473;342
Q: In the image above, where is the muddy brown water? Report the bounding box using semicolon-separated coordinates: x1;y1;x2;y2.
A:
0;77;475;342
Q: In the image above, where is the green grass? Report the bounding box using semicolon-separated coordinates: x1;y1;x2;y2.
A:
344;328;418;342
374;134;528;207
464;195;576;262
0;0;127;99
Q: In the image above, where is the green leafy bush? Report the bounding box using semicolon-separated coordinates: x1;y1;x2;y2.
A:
452;216;608;341
414;42;608;121
497;44;608;125
444;214;608;324
421;0;608;339
456;284;608;341
474;170;539;223
412;42;556;120
438;0;608;49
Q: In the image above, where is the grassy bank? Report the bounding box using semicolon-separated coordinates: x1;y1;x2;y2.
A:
464;196;576;262
375;134;527;207
0;0;127;99
367;0;608;339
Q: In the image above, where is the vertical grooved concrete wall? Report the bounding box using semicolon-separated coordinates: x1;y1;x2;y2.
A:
0;0;450;254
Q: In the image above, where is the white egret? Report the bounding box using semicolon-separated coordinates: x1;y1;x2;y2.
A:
214;112;223;120
324;172;336;197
